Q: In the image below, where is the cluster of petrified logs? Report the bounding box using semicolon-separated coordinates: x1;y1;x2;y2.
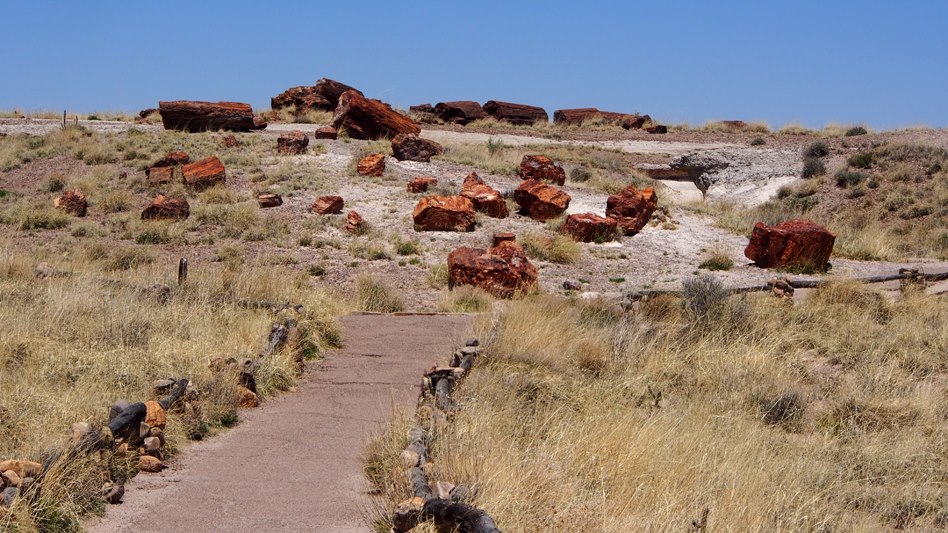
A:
391;338;501;533
158;101;267;132
0;316;302;510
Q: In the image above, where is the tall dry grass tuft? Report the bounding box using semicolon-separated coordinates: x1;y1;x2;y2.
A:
367;283;948;531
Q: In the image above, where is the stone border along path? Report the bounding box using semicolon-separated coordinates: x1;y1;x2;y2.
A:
86;313;473;533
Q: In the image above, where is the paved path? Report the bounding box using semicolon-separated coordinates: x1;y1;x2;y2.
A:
86;314;472;533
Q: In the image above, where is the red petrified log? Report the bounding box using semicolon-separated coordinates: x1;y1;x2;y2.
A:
605;185;657;236
158;101;258;132
460;172;508;218
141;195;189;221
447;241;538;298
433;101;487;125
332;90;420;140
482;100;548;125
514;180;570;221
412;196;476;232
744;219;836;270
181;156;226;190
311;195;344;214
519;155;566;185
559;213;617;242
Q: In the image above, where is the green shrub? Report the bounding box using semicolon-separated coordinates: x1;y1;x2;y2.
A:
835;170;866;188
802;156;825;178
845;126;868;136
847;152;874;169
750;137;766;146
569;166;593;182
698;252;734;271
682;273;728;319
804;141;829;158
47;176;66;192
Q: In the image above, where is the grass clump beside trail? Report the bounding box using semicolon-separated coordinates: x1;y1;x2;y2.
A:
355;273;405;313
698;143;948;260
0;252;342;531
365;279;948;531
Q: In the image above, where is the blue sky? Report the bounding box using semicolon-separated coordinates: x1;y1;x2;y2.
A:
3;1;946;129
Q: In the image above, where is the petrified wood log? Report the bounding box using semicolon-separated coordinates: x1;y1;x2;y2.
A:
434;101;487;125
482;100;548;125
158;101;258;132
332;90;420;140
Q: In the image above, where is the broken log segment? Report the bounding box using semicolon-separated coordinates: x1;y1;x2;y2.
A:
158;101;259;132
482;100;548;125
331;90;420;140
434;101;487;125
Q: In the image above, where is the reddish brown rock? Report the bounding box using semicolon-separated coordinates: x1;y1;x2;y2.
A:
553;108;646;126
314;78;363;109
158;101;258;132
646;125;668;134
492;232;516;247
412;196;476;232
53;189;87;217
147;166;175;186
620;115;651;130
141;194;189;221
311;195;344;214
222;135;240;148
277;130;309;154
460;172;508;218
407;177;438;193
482;100;548;125
744;219;836;270
270;86;332;113
357;153;386;176
237;386;260;408
144;400;167;430
391;133;443;162
409;104;439;124
519;155;566;185
182;156;225;190
434;101;487;125
344;210;368;234
257;193;283;208
252;116;268;130
447;241;538;298
559;213;617;242
514;180;570;221
606;185;657;236
313;126;338;140
139;455;164;473
145;151;189;178
332;90;420;140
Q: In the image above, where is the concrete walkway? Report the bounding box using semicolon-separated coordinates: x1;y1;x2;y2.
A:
86;314;471;532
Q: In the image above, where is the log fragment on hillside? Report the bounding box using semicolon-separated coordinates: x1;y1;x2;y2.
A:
482;100;548;125
434;101;487;125
332;90;420;139
158;101;261;132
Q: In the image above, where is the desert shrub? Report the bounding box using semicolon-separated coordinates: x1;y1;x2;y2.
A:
750;137;766;146
349;238;392;261
569;166;593;182
105;246;155;271
307;264;326;277
428;264;449;289
698;250;734;271
19;208;71;230
682;273;728;319
355;273;404;313
847;152;874;169
845;126;868;136
804;141;829;158
758;392;804;428
98;190;133;213
835;169;865;188
47;175;66;192
520;232;580;263
438;286;494;313
801;156;825;178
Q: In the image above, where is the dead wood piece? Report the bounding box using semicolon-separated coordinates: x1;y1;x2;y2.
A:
424;498;502;533
158;379;189;410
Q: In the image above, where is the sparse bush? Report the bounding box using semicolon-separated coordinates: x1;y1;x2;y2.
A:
750;137;766;146
847;152;873;169
307;264;326;277
569;166;593;182
47;175;66;192
845;126;868;136
802;156;825;178
106;246;155;271
98;190;133;213
349;238;392;261
428;263;449;289
355;273;404;313
19;208;71;230
520;232;581;263
438;285;494;313
835;169;865;188
698;250;734;271
804;141;829;158
682;273;728;319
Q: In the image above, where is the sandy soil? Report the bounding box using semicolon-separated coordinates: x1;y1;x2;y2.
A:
85;314;472;533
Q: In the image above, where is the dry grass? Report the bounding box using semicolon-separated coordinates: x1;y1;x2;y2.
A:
0;248;342;530
354;273;405;313
367;283;948;531
520;232;582;263
436;285;494;313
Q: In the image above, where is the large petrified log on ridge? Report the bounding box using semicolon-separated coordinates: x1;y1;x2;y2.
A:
482;100;548;125
332;90;420;140
271;78;362;113
158;101;261;132
434;101;487;125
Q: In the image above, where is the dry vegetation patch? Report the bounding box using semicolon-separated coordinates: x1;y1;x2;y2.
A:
367;281;948;531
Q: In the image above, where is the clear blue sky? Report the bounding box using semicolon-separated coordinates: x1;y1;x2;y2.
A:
3;1;946;129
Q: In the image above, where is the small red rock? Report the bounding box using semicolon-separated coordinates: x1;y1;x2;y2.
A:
222;135;240;148
277;130;309;155
313;126;338;140
181;156;226;190
460;172;508;218
53;189;87;217
492;232;516;247
744;219;836;270
147;165;175;186
514;180;570;221
344;210;368;234
145;151;189;178
559;213;617;242
407;177;438;193
412;196;476;232
357;153;386;176
141;194;189;221
257;193;283;208
311;195;344;214
447;241;538;298
606;185;657;236
391;133;443;162
519;155;566;185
